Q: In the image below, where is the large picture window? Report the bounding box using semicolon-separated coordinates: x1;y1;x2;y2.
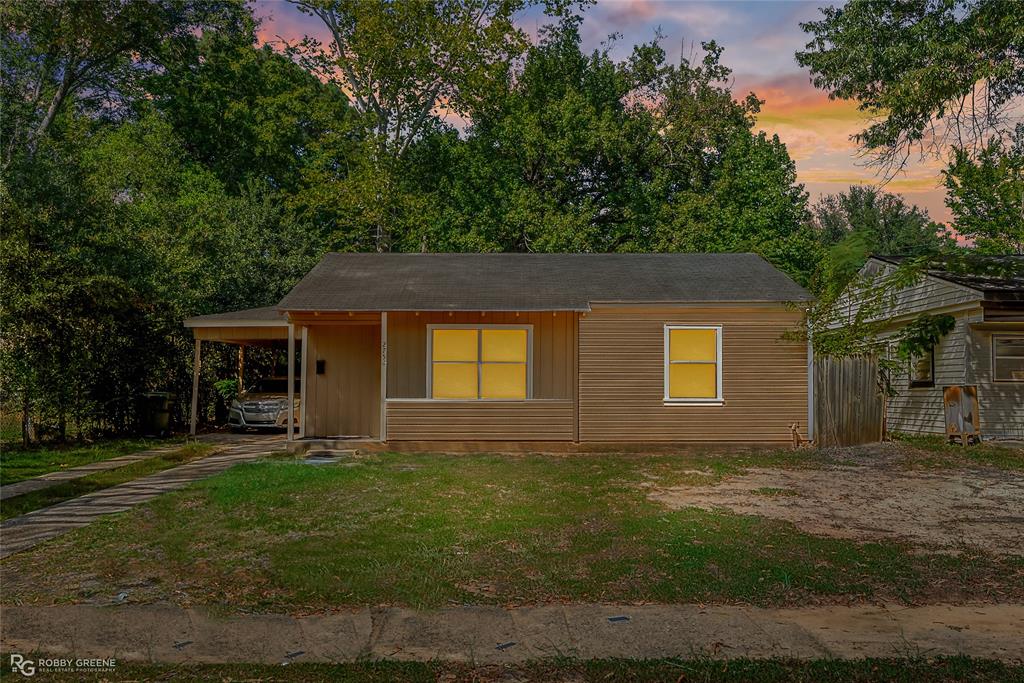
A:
664;325;722;403
993;335;1024;382
429;326;531;399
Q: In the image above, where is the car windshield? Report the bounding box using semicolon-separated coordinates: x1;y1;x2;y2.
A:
247;378;299;394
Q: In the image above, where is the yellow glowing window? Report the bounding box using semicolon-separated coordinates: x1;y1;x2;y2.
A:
665;326;721;401
430;327;529;399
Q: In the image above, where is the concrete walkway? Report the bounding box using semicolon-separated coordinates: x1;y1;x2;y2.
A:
1;445;187;502
0;436;283;559
0;432;270;502
1;603;1021;664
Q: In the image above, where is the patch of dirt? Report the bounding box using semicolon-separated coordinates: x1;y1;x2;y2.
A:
651;465;1024;555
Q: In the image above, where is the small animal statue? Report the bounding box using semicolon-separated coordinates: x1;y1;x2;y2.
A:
790;423;812;449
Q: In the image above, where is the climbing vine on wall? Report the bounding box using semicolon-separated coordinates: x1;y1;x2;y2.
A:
895;314;957;360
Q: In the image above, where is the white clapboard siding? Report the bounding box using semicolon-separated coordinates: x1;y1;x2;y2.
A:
832;259;981;325
830;259;1009;438
966;324;1024;439
880;310;977;436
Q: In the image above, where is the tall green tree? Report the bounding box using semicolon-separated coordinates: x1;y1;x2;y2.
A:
147;25;354;194
1;112;321;441
0;0;246;172
796;0;1023;173
944;127;1024;254
797;0;1023;251
434;17;656;252
289;0;572;250
434;20;815;282
806;185;954;298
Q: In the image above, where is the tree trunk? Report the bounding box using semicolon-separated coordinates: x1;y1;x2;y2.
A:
21;388;32;447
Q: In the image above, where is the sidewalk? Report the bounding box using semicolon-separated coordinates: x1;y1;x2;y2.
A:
0;436;283;559
1;602;1021;664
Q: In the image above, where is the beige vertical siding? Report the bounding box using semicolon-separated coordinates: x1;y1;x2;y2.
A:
578;306;808;443
385;311;576;399
303;323;381;438
386;400;574;440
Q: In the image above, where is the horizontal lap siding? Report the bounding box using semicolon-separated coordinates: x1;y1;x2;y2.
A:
966;322;1024;439
882;311;972;436
386;400;574;440
579;307;807;443
835;263;979;323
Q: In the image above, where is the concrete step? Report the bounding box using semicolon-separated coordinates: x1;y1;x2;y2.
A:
303;449;358;464
287;439;377;455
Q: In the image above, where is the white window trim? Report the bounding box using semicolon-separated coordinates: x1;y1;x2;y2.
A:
426;324;534;400
992;333;1024;383
663;324;724;405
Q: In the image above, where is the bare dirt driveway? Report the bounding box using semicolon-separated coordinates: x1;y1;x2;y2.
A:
651;443;1024;556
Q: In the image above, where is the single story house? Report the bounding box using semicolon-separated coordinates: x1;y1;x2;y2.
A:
833;255;1023;440
184;253;814;448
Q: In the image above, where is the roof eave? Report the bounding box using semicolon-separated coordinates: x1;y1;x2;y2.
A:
183;319;290;328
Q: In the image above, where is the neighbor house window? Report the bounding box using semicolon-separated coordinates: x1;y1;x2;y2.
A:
993;335;1024;382
429;326;531;399
664;325;722;402
908;348;935;388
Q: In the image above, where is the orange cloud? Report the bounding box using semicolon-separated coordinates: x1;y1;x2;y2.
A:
738;75;866;160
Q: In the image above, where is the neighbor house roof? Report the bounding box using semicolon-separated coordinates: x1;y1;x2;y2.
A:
184;306;288;327
276;253;812;312
872;255;1024;302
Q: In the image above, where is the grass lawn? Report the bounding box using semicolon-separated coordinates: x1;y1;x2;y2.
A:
2;656;1019;682
0;437;183;486
2;449;1021;612
888;433;1024;471
0;442;215;521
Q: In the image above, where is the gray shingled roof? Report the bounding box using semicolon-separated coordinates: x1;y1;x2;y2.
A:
276;253;812;312
874;255;1024;301
184;306;287;326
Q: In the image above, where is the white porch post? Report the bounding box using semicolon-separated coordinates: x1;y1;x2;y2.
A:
189;338;201;436
299;325;308;439
380;312;387;441
287;322;295;442
807;312;815;441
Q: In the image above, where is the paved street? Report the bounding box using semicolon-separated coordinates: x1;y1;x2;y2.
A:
2;602;1021;664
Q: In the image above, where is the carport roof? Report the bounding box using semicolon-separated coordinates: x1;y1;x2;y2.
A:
183;306;287;327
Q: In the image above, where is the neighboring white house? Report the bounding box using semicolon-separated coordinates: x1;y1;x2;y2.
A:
834;255;1023;440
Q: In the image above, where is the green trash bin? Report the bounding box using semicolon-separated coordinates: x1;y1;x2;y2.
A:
138;392;175;437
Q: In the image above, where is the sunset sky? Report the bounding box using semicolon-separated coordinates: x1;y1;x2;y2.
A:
252;0;952;224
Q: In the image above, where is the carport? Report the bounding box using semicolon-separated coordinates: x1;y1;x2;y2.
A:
183;306;301;438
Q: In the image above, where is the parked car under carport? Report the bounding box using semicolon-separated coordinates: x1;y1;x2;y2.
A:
229;378;300;431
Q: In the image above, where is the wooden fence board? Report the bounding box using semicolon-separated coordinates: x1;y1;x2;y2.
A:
814;357;883;446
